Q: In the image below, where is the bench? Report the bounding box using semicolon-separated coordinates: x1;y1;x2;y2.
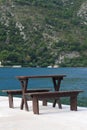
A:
24;90;83;114
2;89;50;108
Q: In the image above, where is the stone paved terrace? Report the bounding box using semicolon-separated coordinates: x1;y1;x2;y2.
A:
0;96;87;130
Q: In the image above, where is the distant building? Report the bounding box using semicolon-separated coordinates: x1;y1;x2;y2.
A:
0;61;3;67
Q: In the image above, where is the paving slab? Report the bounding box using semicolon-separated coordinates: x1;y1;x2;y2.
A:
0;96;87;130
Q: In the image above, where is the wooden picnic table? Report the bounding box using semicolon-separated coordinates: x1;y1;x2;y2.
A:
16;74;66;110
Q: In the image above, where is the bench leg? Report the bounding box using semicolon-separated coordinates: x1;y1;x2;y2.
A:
53;98;62;109
32;97;39;114
42;99;47;106
24;96;29;111
8;93;14;108
70;96;77;111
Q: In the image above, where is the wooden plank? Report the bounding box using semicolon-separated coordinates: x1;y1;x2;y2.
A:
2;89;51;109
16;74;66;80
24;90;83;114
25;90;83;98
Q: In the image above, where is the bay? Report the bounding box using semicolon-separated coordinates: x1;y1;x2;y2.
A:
0;67;87;106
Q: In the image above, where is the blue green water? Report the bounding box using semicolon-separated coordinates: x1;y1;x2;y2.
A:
0;67;87;105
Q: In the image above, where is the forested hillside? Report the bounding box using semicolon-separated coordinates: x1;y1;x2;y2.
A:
0;0;87;67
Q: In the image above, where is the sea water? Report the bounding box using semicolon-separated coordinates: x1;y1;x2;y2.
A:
0;67;87;106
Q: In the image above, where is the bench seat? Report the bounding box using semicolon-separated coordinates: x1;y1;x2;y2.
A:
24;90;83;114
2;89;50;108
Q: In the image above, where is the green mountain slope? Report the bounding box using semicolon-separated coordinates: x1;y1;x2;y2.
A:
0;0;87;67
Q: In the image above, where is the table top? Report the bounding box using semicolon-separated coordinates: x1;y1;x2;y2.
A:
16;74;66;80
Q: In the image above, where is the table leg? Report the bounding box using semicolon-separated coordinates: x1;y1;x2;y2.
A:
20;79;29;110
20;98;24;110
52;77;63;108
53;99;62;108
